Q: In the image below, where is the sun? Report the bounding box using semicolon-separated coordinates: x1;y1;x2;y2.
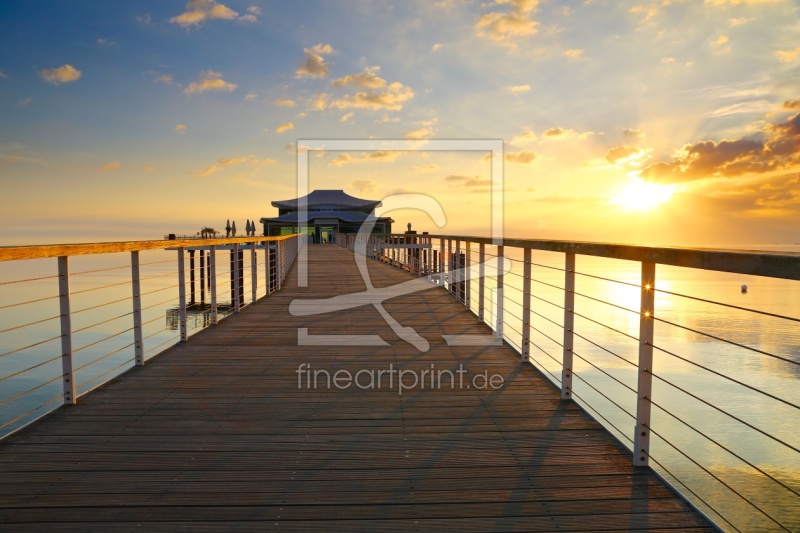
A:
610;177;675;212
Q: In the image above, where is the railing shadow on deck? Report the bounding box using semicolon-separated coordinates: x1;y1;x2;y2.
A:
334;230;800;533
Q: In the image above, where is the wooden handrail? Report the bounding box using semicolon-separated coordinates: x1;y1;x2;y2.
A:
379;234;800;281
0;235;301;262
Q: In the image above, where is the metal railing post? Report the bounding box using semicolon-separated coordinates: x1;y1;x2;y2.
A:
495;245;504;338
177;248;188;342
478;243;485;322
233;243;241;312
439;239;445;286
521;247;532;362
264;243;271;295
209;245;218;324
276;240;283;291
426;236;432;277
57;256;76;405
561;253;575;400
251;243;257;303
465;242;471;308
447;239;453;293
455;239;462;302
635;262;656;467
131;251;144;366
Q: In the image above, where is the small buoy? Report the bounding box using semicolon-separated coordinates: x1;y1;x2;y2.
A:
741;284;748;293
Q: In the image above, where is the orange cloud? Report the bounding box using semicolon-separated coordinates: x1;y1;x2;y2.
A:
332;66;387;89
476;0;539;45
640;112;800;183
329;82;414;111
296;43;334;78
38;64;81;85
329;151;401;166
170;0;253;27
184;70;237;94
505;150;537;164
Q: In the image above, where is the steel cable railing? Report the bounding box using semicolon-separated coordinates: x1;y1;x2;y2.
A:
0;234;302;439
360;234;799;532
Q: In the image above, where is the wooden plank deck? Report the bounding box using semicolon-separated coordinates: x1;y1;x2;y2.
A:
0;245;713;531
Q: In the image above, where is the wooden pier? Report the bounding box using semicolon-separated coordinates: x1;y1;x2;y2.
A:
0;245;713;531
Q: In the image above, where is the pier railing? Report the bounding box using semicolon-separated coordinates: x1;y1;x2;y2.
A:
0;234;302;438
338;231;800;533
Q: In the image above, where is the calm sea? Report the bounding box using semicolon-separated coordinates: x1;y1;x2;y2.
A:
0;243;798;532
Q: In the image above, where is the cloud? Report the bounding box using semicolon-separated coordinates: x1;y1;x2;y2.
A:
170;0;252;27
711;34;730;54
476;0;539;45
329;81;414;111
510;129;537;144
630;4;661;22
144;165;155;173
296;43;334;78
275;122;294;133
504;150;538;164
175;123;187;133
136;13;153;26
542;127;596;140
100;162;120;171
563;49;585;60
602;146;652;167
18;98;32;107
348;179;379;194
706;100;773;118
775;47;800;63
509;84;531;93
192;154;276;176
688;172;800;221
38;64;81;85
405;119;437;140
306;93;330;111
244;91;258;101
432;43;444;51
640;112;800;183
274;98;297;107
329;151;401;166
0;70;8;79
404;127;433;139
153;73;174;85
784;100;800;110
623;128;643;138
96;38;116;47
445;174;492;187
340;112;354;123
410;164;439;173
705;0;786;5
543;127;568;138
332;66;387;89
184;70;237;94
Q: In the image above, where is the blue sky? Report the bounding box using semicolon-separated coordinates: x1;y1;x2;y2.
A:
1;0;799;245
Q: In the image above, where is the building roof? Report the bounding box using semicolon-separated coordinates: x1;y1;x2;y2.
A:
271;189;382;211
259;210;394;225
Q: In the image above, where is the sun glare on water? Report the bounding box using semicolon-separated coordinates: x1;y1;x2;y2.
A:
610;177;675;212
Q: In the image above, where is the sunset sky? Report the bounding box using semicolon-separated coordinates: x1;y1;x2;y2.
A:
1;0;799;246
